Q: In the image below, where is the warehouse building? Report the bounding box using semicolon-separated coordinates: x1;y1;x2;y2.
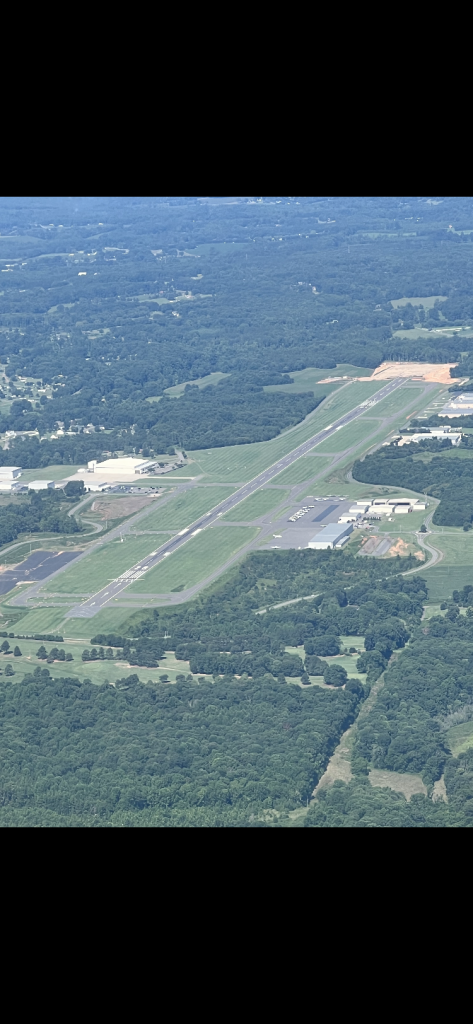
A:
87;457;161;475
0;466;22;480
439;393;473;417
308;522;353;549
27;480;55;491
397;430;461;446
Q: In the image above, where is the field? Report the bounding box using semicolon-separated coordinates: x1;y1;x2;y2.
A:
41;534;172;596
368;769;428;799
446;720;473;757
64;607;133;639
20;465;81;482
313;418;383;454
364;387;439;420
428;532;473;566
135;486;235;531
422;567;473;601
263;364;374;396
377;509;432;533
222;488;290;522
284;646;365;680
270;457;331;486
0;637;210;688
389;296;447;309
164;372;229;398
127;525;259;594
6;606;69;635
90;495;155;519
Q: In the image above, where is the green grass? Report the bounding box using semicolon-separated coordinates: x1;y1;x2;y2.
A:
222;488;290;521
284;645;365;680
340;635;365;651
41;535;172;596
263;364;374;397
19;465;81;482
390;296;447;309
136;486;235;531
427;533;473;566
362;386;439;420
127;525;259;594
270;457;332;486
314;418;384;454
11;606;70;634
63;607;133;639
184;381;387;484
0;541;45;564
446;720;473;756
422;567;473;602
377;509;431;533
393;327;473;340
0;638;199;689
164;372;229;398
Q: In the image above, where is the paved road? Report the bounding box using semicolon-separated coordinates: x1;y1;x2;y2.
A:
403;511;445;575
62;377;407;618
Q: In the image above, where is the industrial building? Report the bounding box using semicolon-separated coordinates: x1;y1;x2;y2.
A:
87;457;161;475
0;480;25;493
0;467;22;480
27;480;55;491
439;393;473;417
308;522;354;549
397;429;461;447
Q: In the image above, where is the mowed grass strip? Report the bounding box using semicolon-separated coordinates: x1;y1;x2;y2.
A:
137;486;235;531
188;382;387;483
41;535;172;595
222;488;290;521
271;456;333;485
127;525;259;594
421;566;473;602
428;533;473;566
63;606;133;639
11;606;71;635
313;418;384;454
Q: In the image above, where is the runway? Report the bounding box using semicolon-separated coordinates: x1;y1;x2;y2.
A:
64;377;407;618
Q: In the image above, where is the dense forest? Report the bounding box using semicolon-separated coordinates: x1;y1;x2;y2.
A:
1;549;473;826
0;490;81;546
305;602;473;826
1;196;473;465
0;668;363;826
122;548;424;679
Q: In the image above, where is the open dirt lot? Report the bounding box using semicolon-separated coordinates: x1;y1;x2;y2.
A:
90;496;157;520
364;361;458;383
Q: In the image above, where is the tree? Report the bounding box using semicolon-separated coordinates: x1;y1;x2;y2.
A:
64;480;85;497
304;635;340;657
65;653;73;661
323;663;348;687
36;646;47;659
0;640;10;654
13;646;21;657
5;664;14;676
